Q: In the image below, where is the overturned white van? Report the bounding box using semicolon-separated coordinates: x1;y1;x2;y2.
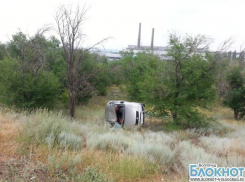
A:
105;100;145;127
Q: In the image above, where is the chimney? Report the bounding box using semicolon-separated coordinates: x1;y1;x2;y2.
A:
137;23;141;49
151;28;154;50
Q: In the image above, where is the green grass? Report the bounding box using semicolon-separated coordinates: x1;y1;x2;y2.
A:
162;122;183;132
111;157;156;181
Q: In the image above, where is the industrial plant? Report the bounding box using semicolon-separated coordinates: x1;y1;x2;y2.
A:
95;23;168;60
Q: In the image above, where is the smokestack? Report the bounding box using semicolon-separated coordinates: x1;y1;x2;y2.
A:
137;23;141;49
151;28;154;50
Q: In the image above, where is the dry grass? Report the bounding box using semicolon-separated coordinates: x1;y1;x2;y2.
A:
81;150;157;182
75;85;128;122
0;113;21;160
0;107;158;181
1;87;245;181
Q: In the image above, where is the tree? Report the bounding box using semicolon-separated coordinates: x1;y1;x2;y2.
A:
120;51;158;101
232;50;237;60
89;54;112;96
139;34;216;127
228;51;232;60
223;65;245;120
0;59;60;109
0;43;6;60
55;5;110;118
215;57;230;98
0;30;61;109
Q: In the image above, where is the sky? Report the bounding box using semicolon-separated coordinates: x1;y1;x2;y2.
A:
0;0;245;51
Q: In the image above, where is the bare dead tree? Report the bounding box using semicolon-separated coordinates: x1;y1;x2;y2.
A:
55;4;111;118
217;37;235;53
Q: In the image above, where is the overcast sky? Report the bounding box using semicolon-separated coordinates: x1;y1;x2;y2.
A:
0;0;245;51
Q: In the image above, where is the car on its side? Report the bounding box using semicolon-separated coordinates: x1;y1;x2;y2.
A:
105;100;145;127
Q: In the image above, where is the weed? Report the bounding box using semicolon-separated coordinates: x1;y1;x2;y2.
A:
48;152;82;172
112;156;156;180
75;167;113;182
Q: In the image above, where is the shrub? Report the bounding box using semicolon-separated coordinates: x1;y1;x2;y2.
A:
87;130;175;167
58;131;82;150
200;136;245;158
87;131;131;151
20;110;85;150
0;59;61;109
174;140;221;175
226;124;245;138
127;142;174;166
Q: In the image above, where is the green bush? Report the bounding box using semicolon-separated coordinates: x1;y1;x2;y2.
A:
0;59;61;109
223;66;245;120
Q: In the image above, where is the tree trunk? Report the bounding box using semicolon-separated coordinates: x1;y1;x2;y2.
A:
172;61;181;125
172;113;177;120
69;93;75;118
234;109;238;120
68;55;75;118
171;111;179;124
